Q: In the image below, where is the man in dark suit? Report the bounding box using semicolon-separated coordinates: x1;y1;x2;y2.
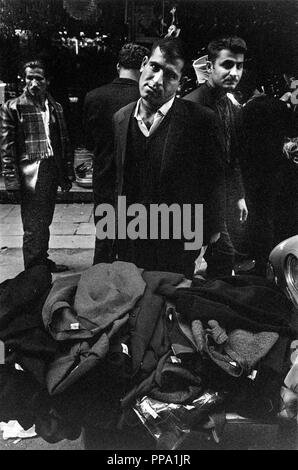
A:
184;37;248;277
83;43;149;264
242;81;298;275
100;37;225;278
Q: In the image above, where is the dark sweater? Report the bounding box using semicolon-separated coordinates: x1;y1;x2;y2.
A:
119;112;177;272
123;110;172;204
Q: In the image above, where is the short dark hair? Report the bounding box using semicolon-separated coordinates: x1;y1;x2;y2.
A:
118;43;149;70
151;37;185;68
207;36;247;63
22;59;47;78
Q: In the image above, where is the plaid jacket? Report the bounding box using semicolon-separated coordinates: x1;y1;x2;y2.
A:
0;91;73;191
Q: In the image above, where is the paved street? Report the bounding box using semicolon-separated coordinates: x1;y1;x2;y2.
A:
0;202;95;282
0;202;95;249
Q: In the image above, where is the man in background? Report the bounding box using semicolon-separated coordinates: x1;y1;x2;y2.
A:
0;59;73;272
83;43;149;264
184;36;248;277
242;75;298;275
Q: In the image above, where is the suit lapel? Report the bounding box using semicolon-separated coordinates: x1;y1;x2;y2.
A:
116;102;135;166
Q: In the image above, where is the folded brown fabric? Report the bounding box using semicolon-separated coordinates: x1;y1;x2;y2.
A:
43;261;145;341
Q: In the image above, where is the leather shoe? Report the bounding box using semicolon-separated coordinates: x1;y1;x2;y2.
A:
47;260;69;273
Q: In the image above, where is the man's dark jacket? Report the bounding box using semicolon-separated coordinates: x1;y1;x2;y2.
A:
0;91;73;191
83;77;140;205
184;82;245;200
109;97;226;276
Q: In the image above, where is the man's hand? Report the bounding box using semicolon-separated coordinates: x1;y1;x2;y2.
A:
279;91;294;109
5;189;19;202
60;179;72;193
209;232;221;244
280;91;292;103
66;163;76;182
237;198;248;223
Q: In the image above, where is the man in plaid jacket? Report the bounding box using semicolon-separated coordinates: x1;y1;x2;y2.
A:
0;60;74;272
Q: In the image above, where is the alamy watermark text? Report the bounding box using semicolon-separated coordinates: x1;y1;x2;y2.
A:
95;196;203;250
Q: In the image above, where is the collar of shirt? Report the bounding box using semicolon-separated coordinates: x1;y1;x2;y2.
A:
134;96;175;137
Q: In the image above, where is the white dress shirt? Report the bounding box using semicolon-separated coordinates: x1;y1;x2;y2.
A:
133;96;175;137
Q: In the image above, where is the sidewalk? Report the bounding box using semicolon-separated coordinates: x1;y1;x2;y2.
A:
0;202;95;282
0;176;93;203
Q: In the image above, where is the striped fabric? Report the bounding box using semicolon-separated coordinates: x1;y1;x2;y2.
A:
17;93;69;161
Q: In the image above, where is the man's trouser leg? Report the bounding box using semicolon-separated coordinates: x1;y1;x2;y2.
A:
93;203;115;265
20;159;58;269
205;223;235;278
247;174;280;276
248;196;274;276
